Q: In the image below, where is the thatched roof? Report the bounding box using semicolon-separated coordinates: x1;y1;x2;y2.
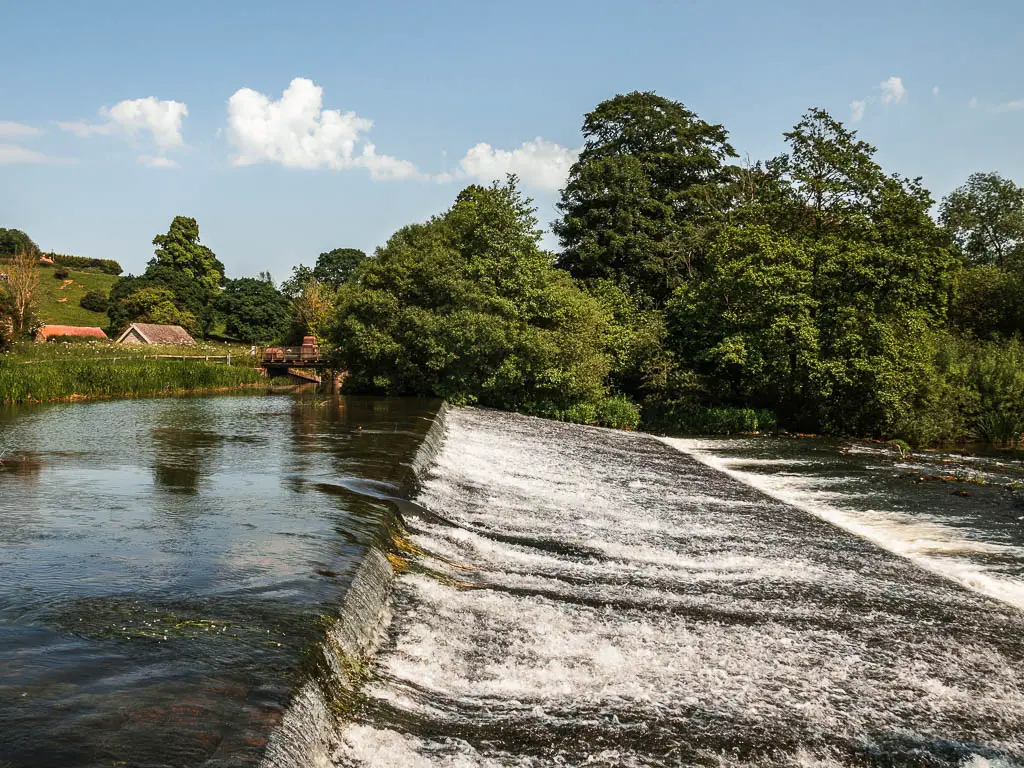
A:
36;325;108;342
116;323;195;345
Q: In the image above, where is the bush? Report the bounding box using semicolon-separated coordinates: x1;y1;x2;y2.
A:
595;395;641;429
47;253;123;275
53;267;70;280
79;290;109;313
644;400;777;435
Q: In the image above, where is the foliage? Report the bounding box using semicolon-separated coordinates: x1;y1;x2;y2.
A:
218;276;291;343
288;277;336;342
334;178;609;413
47;253;123;275
0;228;40;259
554;91;737;305
314;248;367;287
940;172;1024;268
949;265;1024;339
644;401;777;435
666;108;956;436
109;217;224;336
108;286;199;335
53;267;70;280
79;290;109;313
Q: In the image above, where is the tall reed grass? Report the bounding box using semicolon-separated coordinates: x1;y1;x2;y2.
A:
0;355;264;403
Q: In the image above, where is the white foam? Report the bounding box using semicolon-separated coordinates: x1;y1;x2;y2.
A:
664;438;1024;612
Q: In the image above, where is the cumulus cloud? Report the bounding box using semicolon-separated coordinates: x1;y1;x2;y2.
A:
456;138;579;191
226;77;417;179
850;100;866;122
0;121;43;138
59;96;187;166
932;86;940;97
969;96;979;109
879;76;907;105
1001;99;1024;111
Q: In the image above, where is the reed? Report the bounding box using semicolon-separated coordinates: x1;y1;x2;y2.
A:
0;346;265;403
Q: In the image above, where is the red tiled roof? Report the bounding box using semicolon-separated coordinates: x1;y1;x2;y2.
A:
36;325;109;341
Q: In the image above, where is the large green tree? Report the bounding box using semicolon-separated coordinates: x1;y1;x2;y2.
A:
109;217;225;336
313;248;367;287
334;178;609;412
554;91;737;305
0;229;40;259
940;172;1024;268
668;109;956;435
218;276;291;343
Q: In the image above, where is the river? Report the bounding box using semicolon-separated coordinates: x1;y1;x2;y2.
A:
2;399;1024;767
0;393;440;767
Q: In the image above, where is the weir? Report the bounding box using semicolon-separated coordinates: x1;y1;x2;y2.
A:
328;407;1024;767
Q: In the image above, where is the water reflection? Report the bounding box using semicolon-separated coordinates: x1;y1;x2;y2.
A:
0;393;440;767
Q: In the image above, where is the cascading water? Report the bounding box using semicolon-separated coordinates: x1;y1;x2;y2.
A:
330;407;1024;767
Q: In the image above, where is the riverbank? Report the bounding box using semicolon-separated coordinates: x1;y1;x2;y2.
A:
0;340;269;404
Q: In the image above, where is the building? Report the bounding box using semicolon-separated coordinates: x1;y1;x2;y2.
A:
35;325;109;342
115;323;195;346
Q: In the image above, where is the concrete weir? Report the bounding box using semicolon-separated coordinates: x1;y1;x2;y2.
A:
331;407;1024;767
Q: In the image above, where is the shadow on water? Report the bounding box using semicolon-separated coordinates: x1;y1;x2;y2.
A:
0;393;441;767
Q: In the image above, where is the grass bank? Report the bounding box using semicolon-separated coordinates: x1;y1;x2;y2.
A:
0;340;269;404
35;264;119;327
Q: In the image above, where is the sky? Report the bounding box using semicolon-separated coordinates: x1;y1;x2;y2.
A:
2;0;1022;279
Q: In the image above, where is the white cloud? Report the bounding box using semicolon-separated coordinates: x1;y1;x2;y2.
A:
59;96;187;166
969;96;979;109
1001;99;1024;111
226;77;417;179
850;100;866;122
0;143;62;165
932;86;940;97
0;121;43;138
138;154;178;168
879;76;907;105
456;138;579;191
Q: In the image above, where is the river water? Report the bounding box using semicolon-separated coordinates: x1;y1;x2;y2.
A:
3;400;1024;767
0;393;440;767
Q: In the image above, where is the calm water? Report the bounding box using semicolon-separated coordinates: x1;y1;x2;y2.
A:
0;393;440;767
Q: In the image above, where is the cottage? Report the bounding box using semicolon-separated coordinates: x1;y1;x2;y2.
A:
35;325;109;342
115;323;195;346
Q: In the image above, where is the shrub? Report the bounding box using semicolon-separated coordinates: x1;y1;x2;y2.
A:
644;400;777;435
47;253;123;275
53;267;70;280
595;395;641;430
80;290;109;313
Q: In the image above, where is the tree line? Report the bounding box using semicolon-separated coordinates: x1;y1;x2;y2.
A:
4;90;1023;443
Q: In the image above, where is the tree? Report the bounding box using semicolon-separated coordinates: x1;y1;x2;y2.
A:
335;178;609;412
2;249;40;333
289;278;336;342
149;217;225;291
313;248;367;287
940;172;1024;267
0;229;40;259
218;277;291;343
79;290;109;313
108;286;199;335
554;91;737;304
109;217;225;336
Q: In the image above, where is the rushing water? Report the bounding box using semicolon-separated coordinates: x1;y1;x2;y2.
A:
665;437;1024;612
0;393;441;767
335;408;1024;767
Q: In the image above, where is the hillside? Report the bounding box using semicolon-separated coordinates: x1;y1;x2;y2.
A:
35;264;118;329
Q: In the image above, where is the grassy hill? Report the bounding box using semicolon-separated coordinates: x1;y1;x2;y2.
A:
35;264;118;329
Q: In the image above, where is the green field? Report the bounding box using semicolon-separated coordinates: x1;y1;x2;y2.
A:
35;264;118;328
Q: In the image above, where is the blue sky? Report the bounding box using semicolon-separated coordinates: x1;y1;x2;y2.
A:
2;0;1022;279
